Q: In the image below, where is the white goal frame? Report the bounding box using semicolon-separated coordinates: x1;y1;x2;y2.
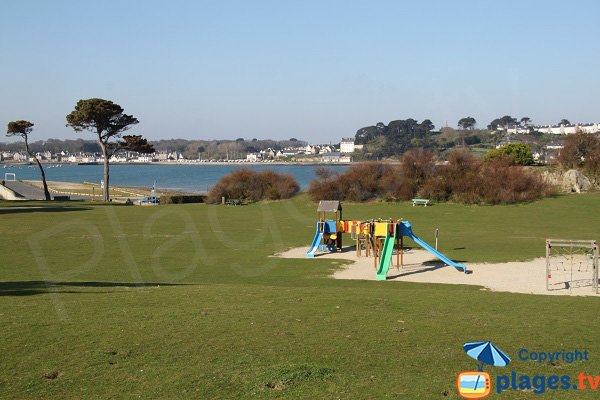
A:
546;239;598;293
4;173;16;181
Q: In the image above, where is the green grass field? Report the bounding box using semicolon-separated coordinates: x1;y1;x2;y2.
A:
1;194;600;399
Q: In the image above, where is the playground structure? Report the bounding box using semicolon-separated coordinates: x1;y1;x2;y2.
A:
306;201;469;280
546;239;599;293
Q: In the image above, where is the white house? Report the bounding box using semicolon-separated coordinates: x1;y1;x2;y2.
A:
340;138;355;153
109;155;128;163
320;145;334;154
322;152;351;163
506;125;532;134
534;123;599;135
135;155;152;163
304;144;318;154
13;153;29;162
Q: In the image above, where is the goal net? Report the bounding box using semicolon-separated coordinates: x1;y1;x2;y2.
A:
546;239;598;293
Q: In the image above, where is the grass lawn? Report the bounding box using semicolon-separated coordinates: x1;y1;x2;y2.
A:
1;193;600;399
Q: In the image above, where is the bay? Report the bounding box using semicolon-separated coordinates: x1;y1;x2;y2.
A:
1;163;348;193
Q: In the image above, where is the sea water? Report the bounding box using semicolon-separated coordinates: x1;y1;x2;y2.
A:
1;163;348;193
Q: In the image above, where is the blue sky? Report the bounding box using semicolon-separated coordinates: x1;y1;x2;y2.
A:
1;0;599;143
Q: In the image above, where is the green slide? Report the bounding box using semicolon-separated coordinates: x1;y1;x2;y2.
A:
376;229;397;281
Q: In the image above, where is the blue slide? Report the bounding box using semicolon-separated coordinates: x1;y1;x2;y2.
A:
306;231;324;258
400;221;469;273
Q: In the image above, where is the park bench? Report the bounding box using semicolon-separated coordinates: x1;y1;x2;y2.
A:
412;198;430;207
225;199;242;206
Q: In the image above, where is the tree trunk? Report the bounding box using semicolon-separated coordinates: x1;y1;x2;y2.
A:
35;158;51;201
25;138;51;201
100;143;110;202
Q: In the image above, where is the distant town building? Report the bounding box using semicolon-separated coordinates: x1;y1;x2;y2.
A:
304;144;318;154
502;122;599;135
109;155;128;163
322;152;351;163
340;138;355;153
506;125;533;135
533;123;599;135
13;153;28;162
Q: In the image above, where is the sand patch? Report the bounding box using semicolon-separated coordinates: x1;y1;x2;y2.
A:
277;247;599;297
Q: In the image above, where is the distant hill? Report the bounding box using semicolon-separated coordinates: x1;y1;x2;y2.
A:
0;138;308;160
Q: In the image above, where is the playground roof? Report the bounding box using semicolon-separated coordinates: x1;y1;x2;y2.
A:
317;200;342;212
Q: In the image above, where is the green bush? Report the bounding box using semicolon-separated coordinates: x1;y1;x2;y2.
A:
484;143;534;165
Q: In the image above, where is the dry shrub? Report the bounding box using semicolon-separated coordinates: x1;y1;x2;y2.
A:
308;148;551;205
308;151;438;202
477;158;552;204
400;149;436;187
307;169;344;201
379;166;419;201
207;169;299;203
420;150;551;204
418;174;451;201
308;163;390;202
389;149;437;200
444;150;485;203
338;162;390;201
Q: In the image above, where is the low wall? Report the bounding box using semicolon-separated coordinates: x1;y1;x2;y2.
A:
0;183;26;200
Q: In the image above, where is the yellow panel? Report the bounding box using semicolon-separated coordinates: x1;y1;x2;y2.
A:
374;222;389;237
361;223;370;235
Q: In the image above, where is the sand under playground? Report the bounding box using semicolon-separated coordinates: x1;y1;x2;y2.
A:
278;246;599;296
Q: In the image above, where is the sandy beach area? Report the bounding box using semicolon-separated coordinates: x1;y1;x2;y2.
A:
278;246;599;296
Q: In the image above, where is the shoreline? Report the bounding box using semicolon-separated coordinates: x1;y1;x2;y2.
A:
19;180;197;198
1;161;354;167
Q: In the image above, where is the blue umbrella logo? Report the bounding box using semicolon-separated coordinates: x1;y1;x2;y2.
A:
464;341;511;371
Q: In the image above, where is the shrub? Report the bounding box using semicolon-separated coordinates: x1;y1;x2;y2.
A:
477;158;553;204
206;169;299;203
306;172;344;201
583;146;600;185
484;143;534;165
380;164;415;201
308;163;390;202
308;151;439;202
161;195;205;204
337;162;390;202
419;174;452;201
307;149;552;205
558;133;600;169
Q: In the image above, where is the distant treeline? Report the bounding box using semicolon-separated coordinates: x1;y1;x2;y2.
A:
353;118;497;159
0;138;102;154
0;137;307;159
152;138;307;159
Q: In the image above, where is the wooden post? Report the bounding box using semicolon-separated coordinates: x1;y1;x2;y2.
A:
396;236;400;268
373;238;377;269
400;236;404;267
